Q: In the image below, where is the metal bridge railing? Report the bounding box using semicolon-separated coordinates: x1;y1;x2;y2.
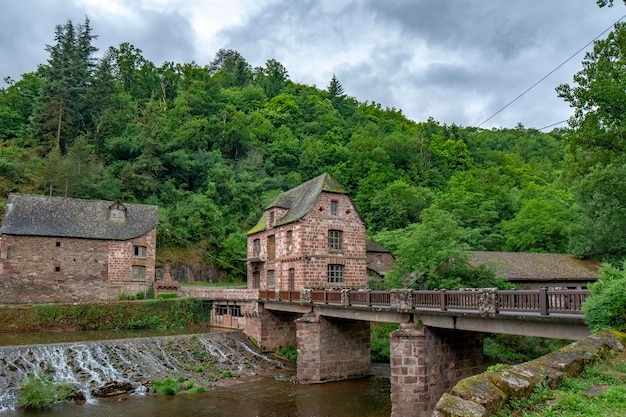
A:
257;288;590;316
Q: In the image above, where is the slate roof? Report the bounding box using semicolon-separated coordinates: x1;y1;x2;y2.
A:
0;193;159;241
366;239;392;254
247;173;349;235
468;251;600;281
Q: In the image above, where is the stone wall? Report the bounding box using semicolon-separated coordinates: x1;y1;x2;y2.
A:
0;229;156;303
247;191;367;291
390;324;484;417
244;306;299;351
295;313;371;383
433;330;626;417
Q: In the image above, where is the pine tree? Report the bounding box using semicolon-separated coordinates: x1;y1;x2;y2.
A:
327;74;345;97
31;18;98;153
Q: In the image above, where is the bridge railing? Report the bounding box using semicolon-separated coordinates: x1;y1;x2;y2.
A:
257;288;590;316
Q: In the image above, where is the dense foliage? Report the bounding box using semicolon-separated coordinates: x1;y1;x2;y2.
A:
1;17;623;288
582;262;626;332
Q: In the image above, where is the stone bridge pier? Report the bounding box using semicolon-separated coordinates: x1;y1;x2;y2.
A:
244;303;299;351
295;312;371;383
390;323;484;417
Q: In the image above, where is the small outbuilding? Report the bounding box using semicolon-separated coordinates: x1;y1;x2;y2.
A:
0;193;159;303
468;251;600;290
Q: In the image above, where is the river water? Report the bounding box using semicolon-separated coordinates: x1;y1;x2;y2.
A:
2;366;391;417
0;330;391;417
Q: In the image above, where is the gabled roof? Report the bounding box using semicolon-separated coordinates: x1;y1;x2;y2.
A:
0;193;159;241
247;173;349;235
366;239;392;254
468;251;600;281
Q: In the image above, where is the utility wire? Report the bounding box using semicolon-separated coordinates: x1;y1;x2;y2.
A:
478;13;626;128
538;119;569;131
158;222;247;275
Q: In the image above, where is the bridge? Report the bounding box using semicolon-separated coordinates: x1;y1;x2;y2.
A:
191;287;591;417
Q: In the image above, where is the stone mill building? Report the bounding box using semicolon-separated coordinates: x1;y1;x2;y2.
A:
0;193;159;303
246;173;368;291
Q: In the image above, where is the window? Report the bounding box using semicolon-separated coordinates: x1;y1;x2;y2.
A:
267;235;276;261
229;305;242;317
252;271;261;289
109;203;127;221
331;200;338;216
328;230;343;251
328;264;344;284
216;304;229;315
133;245;147;259
131;265;146;281
269;211;275;227
268;270;275;288
253;239;261;257
289;268;295;291
54;266;61;273
55;242;61;247
286;230;293;252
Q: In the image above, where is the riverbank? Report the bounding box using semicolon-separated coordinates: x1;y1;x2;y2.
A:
0;299;212;332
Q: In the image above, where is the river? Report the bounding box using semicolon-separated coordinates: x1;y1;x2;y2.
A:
0;330;391;417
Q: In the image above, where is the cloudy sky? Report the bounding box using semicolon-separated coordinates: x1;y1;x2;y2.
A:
2;0;625;129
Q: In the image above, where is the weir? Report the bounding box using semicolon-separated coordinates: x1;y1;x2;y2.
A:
0;332;281;412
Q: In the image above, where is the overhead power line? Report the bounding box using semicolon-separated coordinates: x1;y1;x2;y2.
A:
478;13;626;128
538;119;569;131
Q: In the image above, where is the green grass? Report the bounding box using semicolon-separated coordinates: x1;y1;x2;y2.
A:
180;281;246;287
16;373;70;409
276;345;298;362
495;353;626;417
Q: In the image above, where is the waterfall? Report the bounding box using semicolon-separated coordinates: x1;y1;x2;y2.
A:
0;332;282;412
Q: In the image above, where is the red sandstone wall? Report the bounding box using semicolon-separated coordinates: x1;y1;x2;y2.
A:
390;325;484;417
108;229;156;283
0;228;157;303
247;192;367;290
0;235;110;303
296;314;371;383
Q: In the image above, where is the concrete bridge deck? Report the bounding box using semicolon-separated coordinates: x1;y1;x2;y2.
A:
257;288;590;340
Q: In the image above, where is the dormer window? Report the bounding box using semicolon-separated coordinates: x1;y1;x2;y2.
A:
269;211;275;227
109;202;127;221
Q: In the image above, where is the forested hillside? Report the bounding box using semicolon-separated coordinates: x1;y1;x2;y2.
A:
1;18;621;286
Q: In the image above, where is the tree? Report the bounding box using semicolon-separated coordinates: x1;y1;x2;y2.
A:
31;18;98;152
582;261;626;332
327;74;345;97
209;49;252;87
596;0;625;6
374;207;472;289
260;59;289;98
556;22;626;259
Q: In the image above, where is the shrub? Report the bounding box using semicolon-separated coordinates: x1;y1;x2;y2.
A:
218;370;235;378
583;261;626;332
371;322;399;362
117;293;135;301
277;345;298;362
157;293;178;299
152;376;181;395
16;373;69;409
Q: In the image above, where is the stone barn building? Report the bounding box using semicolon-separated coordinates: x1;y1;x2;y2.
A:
468;251;600;290
0;193;159;303
246;173;367;291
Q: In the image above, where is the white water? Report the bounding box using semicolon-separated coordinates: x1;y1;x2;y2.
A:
0;332;282;412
